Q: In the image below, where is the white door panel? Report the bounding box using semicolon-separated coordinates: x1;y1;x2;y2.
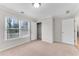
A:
31;22;37;40
62;19;74;45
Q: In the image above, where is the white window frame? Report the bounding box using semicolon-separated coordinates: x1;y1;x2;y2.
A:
5;17;30;40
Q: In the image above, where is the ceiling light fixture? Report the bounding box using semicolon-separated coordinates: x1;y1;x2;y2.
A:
32;3;41;8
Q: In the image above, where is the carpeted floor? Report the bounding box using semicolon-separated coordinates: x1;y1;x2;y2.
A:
0;40;79;56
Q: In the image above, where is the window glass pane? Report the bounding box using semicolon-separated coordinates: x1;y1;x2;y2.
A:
6;17;30;40
20;21;28;28
19;20;29;36
7;17;19;39
7;17;19;28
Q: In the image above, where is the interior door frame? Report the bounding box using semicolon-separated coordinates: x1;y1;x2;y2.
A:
62;18;75;45
74;17;78;46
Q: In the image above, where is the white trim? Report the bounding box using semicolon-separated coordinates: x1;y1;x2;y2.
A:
74;16;78;46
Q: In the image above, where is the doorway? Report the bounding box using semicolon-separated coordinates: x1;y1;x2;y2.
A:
37;22;42;40
76;24;79;48
74;17;79;48
77;30;79;47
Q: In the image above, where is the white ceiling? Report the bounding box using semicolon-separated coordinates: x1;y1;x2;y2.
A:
0;3;79;19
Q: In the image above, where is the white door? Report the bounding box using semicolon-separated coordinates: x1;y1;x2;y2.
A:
31;22;37;40
62;19;75;45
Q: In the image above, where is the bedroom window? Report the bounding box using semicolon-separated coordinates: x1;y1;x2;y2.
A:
7;17;19;39
5;17;30;40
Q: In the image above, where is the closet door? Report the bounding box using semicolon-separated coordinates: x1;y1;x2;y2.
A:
62;19;75;45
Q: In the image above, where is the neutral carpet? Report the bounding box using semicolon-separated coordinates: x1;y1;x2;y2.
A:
0;40;79;56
